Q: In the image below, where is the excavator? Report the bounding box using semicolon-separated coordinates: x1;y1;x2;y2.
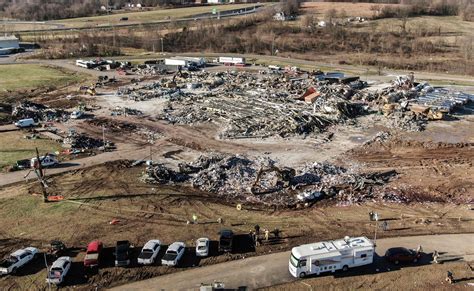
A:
162;66;189;88
79;84;96;96
250;165;296;195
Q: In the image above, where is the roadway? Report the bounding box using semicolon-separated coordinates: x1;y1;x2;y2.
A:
11;6;264;34
111;233;474;291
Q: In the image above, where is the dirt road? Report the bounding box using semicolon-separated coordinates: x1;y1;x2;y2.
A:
0;144;147;187
112;233;474;291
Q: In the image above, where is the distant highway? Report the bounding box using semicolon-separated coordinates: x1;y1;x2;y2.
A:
12;5;264;34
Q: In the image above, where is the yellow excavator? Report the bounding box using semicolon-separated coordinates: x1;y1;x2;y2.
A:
250;165;296;195
79;84;96;96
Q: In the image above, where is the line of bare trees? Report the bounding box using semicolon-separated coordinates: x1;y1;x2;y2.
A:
1;0;264;21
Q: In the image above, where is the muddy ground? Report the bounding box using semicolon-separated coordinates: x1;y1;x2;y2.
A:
1;115;473;289
0;69;473;290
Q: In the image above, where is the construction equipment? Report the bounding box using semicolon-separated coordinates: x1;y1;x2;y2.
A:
250;165;296;195
79;84;96;96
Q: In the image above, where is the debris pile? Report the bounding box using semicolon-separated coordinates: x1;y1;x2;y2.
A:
63;131;104;149
12;101;69;122
111;107;144;116
117;82;184;101
87;118;138;132
146;71;368;139
372;74;474;131
142;154;398;205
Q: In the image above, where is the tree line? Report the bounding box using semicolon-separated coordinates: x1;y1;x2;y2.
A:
0;0;270;21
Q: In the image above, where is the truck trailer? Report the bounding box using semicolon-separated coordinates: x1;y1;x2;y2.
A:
289;236;374;278
218;56;246;65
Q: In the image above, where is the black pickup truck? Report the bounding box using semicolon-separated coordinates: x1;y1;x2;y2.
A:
218;229;234;253
114;241;131;267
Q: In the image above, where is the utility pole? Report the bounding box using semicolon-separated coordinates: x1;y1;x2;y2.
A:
160;37;164;55
34;147;48;202
373;212;379;247
106;0;116;47
148;133;156;161
102;126;106;152
271;35;276;56
3;17;6;37
44;253;51;291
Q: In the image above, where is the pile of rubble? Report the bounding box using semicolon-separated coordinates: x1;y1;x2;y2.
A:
111;107;143;116
152;72;367;139
12;101;69;122
63;131;104;149
142;154;398;205
371;74;474;131
87;118;137;132
117;81;184;101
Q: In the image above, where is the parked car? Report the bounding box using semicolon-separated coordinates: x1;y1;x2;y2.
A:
0;247;38;275
385;247;422;264
218;229;234;253
161;242;185;266
195;238;210;257
14;118;37;128
46;256;71;285
70;111;83;119
30;154;58;169
138;240;161;265
114;240;131;267
48;240;66;259
84;240;103;269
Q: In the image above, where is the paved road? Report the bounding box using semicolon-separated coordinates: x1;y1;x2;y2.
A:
112;233;474;291
12;6;263;34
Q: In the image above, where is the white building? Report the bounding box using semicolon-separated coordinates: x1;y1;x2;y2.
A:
0;36;19;49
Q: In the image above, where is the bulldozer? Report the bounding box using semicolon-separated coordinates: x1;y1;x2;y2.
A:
250;165;296;195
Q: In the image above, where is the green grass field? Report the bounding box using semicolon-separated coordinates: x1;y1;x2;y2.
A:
0;64;84;92
0;131;63;170
56;4;262;28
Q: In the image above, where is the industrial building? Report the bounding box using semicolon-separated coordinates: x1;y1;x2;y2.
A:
0;35;20;55
0;36;19;49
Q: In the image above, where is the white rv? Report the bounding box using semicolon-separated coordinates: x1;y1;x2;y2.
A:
289;236;374;278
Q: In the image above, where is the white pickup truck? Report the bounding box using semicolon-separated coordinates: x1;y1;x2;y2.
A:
46;256;71;285
0;247;38;275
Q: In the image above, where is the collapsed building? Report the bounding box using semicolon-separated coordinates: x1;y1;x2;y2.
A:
117;71;368;139
12;101;70;122
142;154;398;206
115;68;473;139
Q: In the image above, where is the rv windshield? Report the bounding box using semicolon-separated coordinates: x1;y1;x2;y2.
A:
290;252;299;268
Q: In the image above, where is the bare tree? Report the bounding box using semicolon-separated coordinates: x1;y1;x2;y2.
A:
280;0;302;16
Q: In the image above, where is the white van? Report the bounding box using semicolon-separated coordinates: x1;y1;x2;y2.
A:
30;155;59;168
289;236;374;278
14;118;36;128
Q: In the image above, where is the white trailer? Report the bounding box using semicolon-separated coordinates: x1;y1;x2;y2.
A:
165;58;188;67
219;56;245;65
75;59;92;69
289;236;374;278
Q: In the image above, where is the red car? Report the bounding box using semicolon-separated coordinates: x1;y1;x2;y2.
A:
84;240;103;268
385;247;421;264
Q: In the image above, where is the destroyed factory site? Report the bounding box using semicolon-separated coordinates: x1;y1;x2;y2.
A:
0;59;473;289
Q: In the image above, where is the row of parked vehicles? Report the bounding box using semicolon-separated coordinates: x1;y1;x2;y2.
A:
0;231;231;286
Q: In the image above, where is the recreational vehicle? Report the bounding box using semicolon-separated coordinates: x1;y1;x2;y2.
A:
289;236;374;278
